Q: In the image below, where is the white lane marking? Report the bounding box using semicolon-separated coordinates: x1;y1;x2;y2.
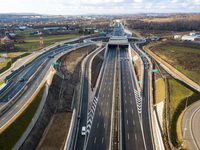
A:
104;123;106;128
133;120;135;125
129;93;131;96
125;100;127;104
103;95;104;97
135;134;137;140
94;137;96;143
9;110;13;114
104;88;105;91
2;117;5;121
125;93;126;96
129;87;130;89
12;91;14;94
128;81;129;84
132;109;133;114
102;137;104;144
108;95;109;97
124;87;126;89
130;101;132;104
128;133;129;140
107;102;108;106
97;123;99;128
126;109;127;113
101;102;103;106
105;112;107;116
99;111;101;116
127;120;128;125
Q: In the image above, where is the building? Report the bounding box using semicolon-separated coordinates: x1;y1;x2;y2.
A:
1;36;11;44
181;35;200;41
189;32;200;36
174;35;182;40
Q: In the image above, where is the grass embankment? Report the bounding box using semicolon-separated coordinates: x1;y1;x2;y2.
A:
0;80;4;86
15;34;80;52
152;43;200;84
155;78;165;104
168;79;200;148
0;53;31;74
0;85;45;150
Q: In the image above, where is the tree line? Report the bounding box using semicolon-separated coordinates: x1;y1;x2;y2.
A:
126;19;200;31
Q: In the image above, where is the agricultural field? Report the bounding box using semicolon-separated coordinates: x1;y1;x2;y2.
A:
150;40;200;84
14;34;80;52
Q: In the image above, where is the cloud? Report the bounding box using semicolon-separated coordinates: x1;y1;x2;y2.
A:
0;0;200;15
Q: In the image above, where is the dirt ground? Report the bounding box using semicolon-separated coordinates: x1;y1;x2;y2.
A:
20;45;96;150
37;112;72;150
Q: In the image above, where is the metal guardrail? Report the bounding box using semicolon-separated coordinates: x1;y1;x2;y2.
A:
0;58;49;113
0;80;13;95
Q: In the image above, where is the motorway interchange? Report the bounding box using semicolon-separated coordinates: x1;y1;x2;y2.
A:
0;21;156;150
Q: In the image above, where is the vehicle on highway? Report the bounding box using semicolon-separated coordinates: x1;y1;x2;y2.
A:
81;126;86;136
48;56;54;58
19;77;24;82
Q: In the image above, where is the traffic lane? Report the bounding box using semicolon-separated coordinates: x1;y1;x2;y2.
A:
192;108;200;149
182;101;200;150
120;49;144;150
0;46;71;102
75;49;99;150
86;49;116;150
140;53;153;149
0;54;54;129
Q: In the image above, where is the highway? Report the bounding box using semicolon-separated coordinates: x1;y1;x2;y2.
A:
182;101;200;150
120;48;145;150
0;45;72;104
74;47;102;150
0;43;92;133
85;49;117;150
113;21;124;36
131;43;154;150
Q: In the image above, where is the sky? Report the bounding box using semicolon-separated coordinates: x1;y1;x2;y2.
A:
1;0;200;15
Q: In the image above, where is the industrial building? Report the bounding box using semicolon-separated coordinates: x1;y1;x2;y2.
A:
174;35;182;40
181;35;200;41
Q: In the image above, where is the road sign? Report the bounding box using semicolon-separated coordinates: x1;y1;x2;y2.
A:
138;81;141;83
142;54;146;57
152;69;157;72
52;62;59;65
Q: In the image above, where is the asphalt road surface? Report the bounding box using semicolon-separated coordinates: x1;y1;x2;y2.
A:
113;21;124;36
131;43;154;150
182;101;200;150
74;47;102;150
85;49;117;150
0;43;90;132
120;48;145;150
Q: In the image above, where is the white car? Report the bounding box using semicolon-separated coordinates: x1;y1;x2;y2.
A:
81;126;86;136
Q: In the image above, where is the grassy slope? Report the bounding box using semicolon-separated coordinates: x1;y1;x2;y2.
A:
156;44;200;83
155;78;165;104
0;85;45;150
168;79;200;147
15;34;80;52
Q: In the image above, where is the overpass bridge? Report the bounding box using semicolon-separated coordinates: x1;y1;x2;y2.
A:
104;36;132;60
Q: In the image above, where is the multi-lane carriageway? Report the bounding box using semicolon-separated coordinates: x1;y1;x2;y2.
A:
80;44;153;150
